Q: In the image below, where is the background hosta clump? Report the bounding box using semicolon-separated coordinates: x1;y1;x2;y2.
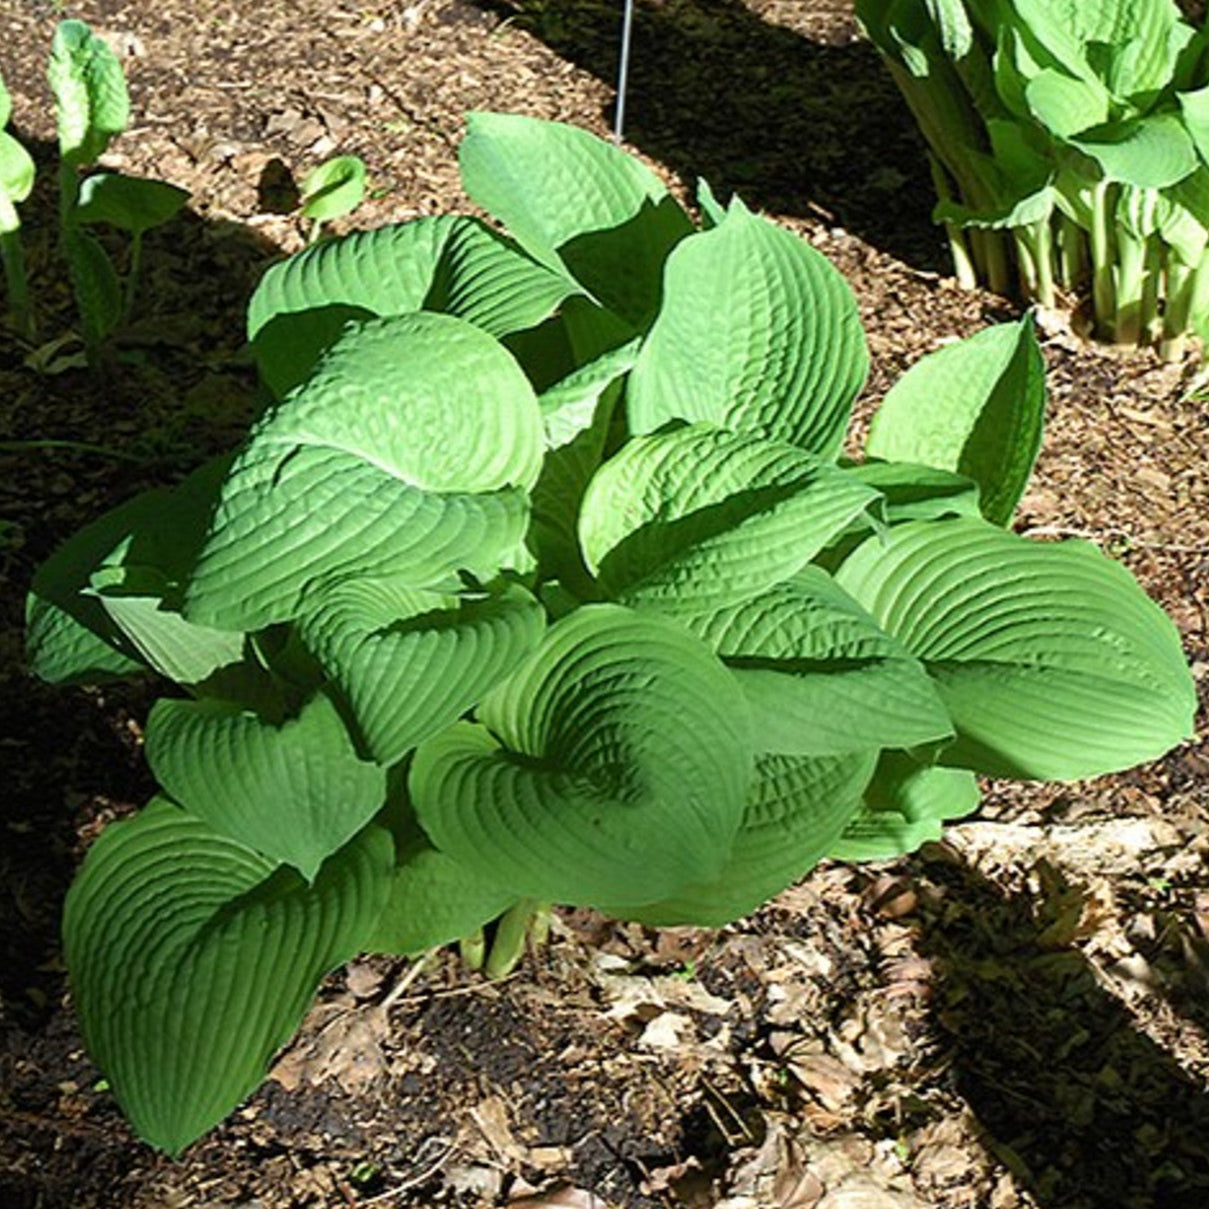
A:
857;0;1209;356
27;111;1197;1155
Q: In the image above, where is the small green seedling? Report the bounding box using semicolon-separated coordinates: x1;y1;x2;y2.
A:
299;154;367;242
0;20;190;359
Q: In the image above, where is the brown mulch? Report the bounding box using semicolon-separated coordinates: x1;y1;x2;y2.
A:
1;3;1207;1208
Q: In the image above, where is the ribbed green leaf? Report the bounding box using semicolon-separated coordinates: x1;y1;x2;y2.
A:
829;749;980;860
681;566;953;756
248;216;573;397
27;458;231;685
835;518;1197;779
458;111;693;327
411;605;753;907
616;750;878;927
627;198;867;458
579;425;880;615
48;20;129;165
1024;68;1109;138
185;314;542;630
298;577;545;765
1071;112;1198;189
63;798;393;1154
866;316;1046;525
146;690;388;880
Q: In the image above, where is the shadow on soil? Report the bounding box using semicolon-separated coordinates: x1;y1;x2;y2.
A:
475;0;947;271
916;852;1209;1209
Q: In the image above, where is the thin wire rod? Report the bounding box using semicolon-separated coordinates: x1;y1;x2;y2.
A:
614;0;635;144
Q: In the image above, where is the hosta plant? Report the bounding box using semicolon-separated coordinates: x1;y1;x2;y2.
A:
857;0;1209;356
27;112;1196;1154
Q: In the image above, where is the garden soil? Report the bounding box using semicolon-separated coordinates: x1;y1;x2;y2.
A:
2;2;1208;1207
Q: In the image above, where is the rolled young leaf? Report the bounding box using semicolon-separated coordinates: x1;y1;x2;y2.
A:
828;749;981;861
48;20;129;166
299;154;366;224
411;604;753;908
835;518;1197;779
63;798;394;1154
865;315;1046;525
145;688;388;880
627;197;868;459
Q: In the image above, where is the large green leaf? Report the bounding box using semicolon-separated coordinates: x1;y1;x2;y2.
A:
184;314;542;630
1070;112;1199;189
48;20;129;166
829;749;981;860
27;458;232;685
835;518;1197;779
76;171;190;236
682;566;953;756
63;798;393;1154
627;198;868;458
615;750;879;927
145;690;388;880
298;577;545;766
411;605;753;908
458;111;693;327
579;424;880;615
865;316;1046;525
248;216;573;397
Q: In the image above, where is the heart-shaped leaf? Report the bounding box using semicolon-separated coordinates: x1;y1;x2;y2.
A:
579;424;880;615
866;317;1046;526
185;313;543;631
145;690;388;880
835;518;1197;779
248;216;573;397
63;798;393;1154
411;605;753;907
459;111;693;327
298;577;546;765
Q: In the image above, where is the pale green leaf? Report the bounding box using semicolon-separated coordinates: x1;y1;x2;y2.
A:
185;314;541;630
579;424;881;615
616;750;879;926
146;690;388;880
628;199;867;458
682;566;953;756
458;111;693;326
835;518;1197;779
48;20;129;165
299;155;366;224
829;749;981;860
298;577;546;766
63;799;393;1154
866;316;1046;525
411;605;753;907
1071;113;1199;189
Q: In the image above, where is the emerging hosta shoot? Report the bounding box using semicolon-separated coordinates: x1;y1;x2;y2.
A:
857;0;1209;356
28;113;1196;1154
